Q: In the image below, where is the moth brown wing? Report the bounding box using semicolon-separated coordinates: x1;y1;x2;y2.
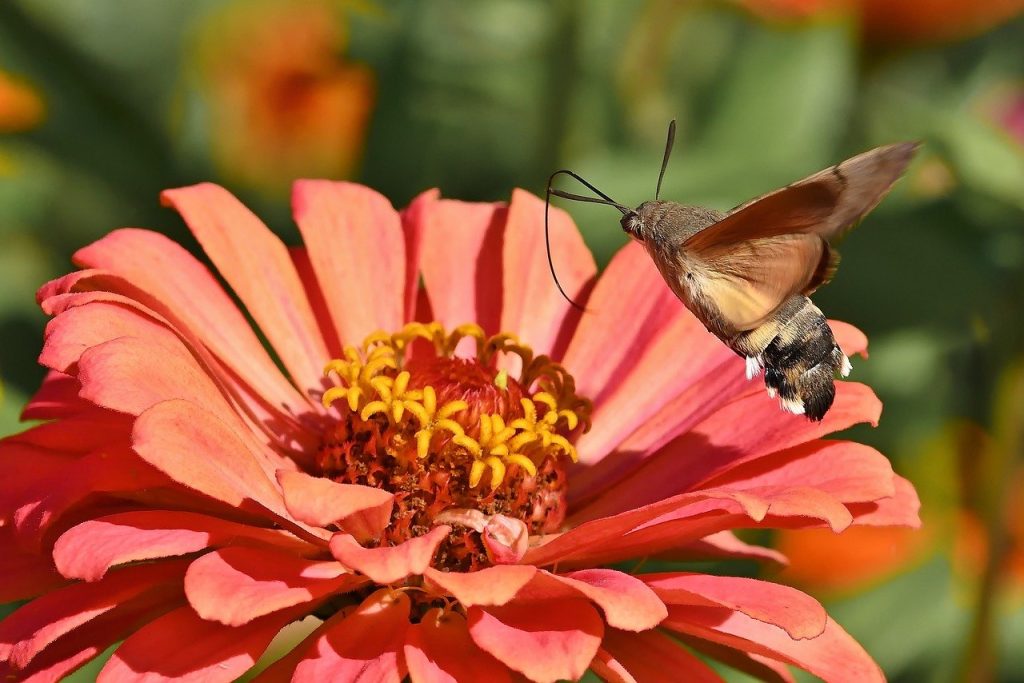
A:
693;141;919;251
693;233;828;331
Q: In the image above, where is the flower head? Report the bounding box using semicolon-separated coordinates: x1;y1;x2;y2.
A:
0;180;919;681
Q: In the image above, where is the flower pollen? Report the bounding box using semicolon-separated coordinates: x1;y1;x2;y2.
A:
319;322;591;572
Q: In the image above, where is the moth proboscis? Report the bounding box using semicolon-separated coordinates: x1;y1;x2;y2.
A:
545;121;917;421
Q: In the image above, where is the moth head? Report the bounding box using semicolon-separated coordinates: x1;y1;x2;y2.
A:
621;201;663;243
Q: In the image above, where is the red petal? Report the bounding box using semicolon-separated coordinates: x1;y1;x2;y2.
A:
161;184;329;392
0;528;65;602
54;510;318;582
466;598;603;683
565;242;728;467
661;606;883;683
546;569;667;632
414;197;506;335
849;475;922;528
292;589;410;683
595;628;724;683
499;189;595;359
20;370;90;420
404;609;511;683
97;605;295;683
644;573;827;640
423;565;537;607
399;189;439;322
277;470;393;541
828;319;868;358
185;546;359;626
329;526;450;584
131;400;301;531
0;561;187;669
73;229;309;417
573;382;883;521
292;181;406;345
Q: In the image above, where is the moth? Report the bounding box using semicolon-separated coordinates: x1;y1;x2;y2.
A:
546;122;917;421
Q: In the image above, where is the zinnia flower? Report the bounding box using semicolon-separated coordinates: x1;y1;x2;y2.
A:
0;180;919;682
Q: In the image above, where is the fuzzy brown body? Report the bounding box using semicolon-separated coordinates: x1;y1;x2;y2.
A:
634;201;846;420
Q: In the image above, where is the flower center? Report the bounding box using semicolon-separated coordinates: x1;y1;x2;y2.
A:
317;322;591;571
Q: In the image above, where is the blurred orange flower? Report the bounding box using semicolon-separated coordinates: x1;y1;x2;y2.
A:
740;0;1024;44
196;0;374;195
0;69;45;133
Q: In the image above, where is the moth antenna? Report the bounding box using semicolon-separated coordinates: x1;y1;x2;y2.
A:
544;169;629;312
655;119;677;201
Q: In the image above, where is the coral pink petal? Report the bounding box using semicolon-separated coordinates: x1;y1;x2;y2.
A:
683;638;795;683
290;247;342;357
329;525;450;584
466;598;603;683
21;370;90;420
185;546;359;626
565;243;729;464
414;197;506;335
292;181;405;345
161;184;328;390
399;189;438;321
849;475;922;527
573;382;883;520
277;470;394;541
829;320;868;357
661;606;883;683
499;189;595;359
131;400;297;528
0;561;187;669
404;609;511;683
704;441;896;505
423;565;537;607
54;510;318;582
292;589;409;683
98;605;295;683
546;569;667;631
668;530;788;566
643;573;827;640
595;628;724;683
73;229;308;415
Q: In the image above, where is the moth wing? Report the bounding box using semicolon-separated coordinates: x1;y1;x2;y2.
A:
690;141;918;251
693;233;828;331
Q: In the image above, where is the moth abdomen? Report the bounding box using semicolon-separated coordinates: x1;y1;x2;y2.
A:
740;297;849;421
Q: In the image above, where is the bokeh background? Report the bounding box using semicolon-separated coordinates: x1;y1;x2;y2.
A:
1;0;1022;680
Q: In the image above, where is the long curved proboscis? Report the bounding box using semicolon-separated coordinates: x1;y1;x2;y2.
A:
656;119;677;201
544;169;630;312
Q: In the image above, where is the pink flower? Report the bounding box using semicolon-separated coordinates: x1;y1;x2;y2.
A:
0;181;920;682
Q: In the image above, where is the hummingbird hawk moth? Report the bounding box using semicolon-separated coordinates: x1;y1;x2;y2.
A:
546;122;917;421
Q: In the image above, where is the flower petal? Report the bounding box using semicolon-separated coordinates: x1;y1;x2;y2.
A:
277;470;394;541
404;609;511;683
542;569;667;632
414;197;506;335
466;598;603;683
292;181;406;345
328;526;450;584
20;370;89;420
683;638;794;683
829;319;868;358
73;229;309;416
594;628;724;683
573;382;883;521
661;606;883;683
0;561;187;669
423;565;537;607
185;546;359;626
292;589;409;683
54;510;318;582
499;189;595;358
161;184;329;391
399;189;439;322
848;475;922;527
669;530;788;566
643;573;827;640
97;605;295;683
131;400;304;533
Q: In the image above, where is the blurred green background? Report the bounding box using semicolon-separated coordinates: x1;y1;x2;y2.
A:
1;0;1022;680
